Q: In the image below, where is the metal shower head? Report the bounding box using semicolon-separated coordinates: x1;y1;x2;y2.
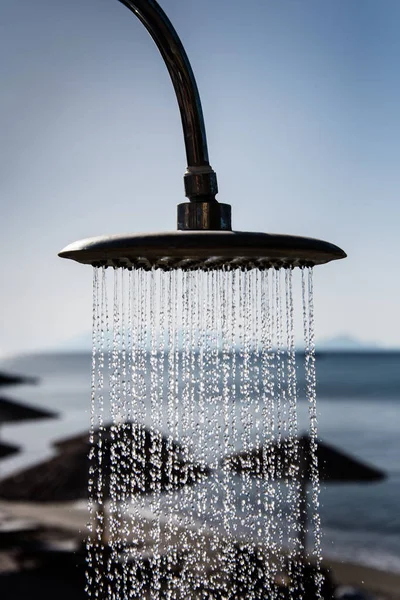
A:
58;230;345;271
58;0;346;271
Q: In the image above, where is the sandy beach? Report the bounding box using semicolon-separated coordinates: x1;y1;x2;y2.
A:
0;501;399;599
328;559;400;600
1;552;399;599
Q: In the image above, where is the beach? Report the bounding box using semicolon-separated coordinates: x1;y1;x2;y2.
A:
1;500;400;599
329;560;400;600
1;542;400;599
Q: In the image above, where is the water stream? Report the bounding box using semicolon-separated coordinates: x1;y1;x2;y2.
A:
87;266;322;599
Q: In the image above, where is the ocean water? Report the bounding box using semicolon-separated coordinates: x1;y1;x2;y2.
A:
0;350;399;574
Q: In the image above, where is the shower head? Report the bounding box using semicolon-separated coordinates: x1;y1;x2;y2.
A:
59;230;345;271
58;0;346;271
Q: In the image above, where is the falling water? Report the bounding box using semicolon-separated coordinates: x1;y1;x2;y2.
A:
87;266;322;599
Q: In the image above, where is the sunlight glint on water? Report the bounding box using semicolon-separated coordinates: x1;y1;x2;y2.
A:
87;266;322;599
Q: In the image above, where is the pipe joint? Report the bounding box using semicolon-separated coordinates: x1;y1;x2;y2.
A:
177;201;232;231
184;166;219;202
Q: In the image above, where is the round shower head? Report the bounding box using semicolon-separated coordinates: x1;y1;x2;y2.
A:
58;230;346;271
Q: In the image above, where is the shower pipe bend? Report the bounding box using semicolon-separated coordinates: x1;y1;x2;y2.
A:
118;0;219;203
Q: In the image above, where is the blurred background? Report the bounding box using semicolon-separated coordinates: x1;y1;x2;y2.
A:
0;0;399;598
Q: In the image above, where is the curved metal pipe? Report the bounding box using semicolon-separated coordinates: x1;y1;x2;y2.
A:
119;0;224;215
120;0;208;168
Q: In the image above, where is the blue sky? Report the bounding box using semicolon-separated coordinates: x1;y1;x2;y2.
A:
1;0;399;355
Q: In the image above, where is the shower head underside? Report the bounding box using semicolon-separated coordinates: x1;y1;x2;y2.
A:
58;230;346;271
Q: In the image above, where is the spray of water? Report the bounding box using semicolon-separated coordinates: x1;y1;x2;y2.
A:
87;266;322;599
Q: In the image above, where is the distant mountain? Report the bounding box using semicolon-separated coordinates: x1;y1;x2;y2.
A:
317;334;381;351
59;332;92;351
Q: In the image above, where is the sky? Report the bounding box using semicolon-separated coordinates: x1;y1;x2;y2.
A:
0;0;399;356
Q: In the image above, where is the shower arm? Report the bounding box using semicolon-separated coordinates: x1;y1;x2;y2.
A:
119;0;232;230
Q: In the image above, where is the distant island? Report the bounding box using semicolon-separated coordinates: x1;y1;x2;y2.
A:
317;334;381;352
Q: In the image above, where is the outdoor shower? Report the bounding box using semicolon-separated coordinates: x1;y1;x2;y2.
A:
59;1;346;598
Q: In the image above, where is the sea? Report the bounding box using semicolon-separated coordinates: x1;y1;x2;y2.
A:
0;350;399;574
